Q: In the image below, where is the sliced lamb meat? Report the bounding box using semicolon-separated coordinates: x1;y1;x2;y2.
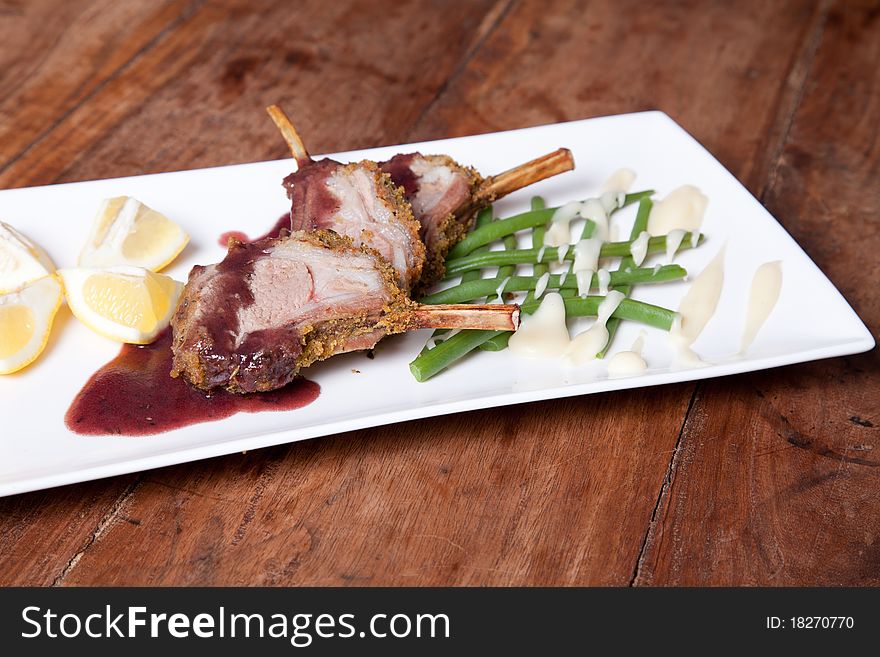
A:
170;231;400;393
283;159;425;292
381;154;480;291
267;105;425;292
170;230;518;394
381;148;575;294
266;104;573;292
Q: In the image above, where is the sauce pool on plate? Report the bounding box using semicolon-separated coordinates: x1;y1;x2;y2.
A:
217;213;291;247
67;213;320;436
65;330;319;436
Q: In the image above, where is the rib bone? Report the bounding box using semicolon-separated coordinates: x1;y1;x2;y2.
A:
171;231;519;393
474;147;575;205
266;104;312;168
406;304;519;331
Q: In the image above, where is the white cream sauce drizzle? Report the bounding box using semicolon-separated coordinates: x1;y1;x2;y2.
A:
566;291;626;366
647;185;708;236
426;328;461;351
510;182;636;364
632;332;646;353
608;332;648;377
575;270;592;298
607;351;648;377
509;290;626;363
544;201;581;247
508;292;570;357
495;276;511;301
601;168;636;193
534;271;551;299
665;228;686;262
599;191;623;215
667;317;704;368
545;194;621;248
667;246;726;368
573;238;602;296
740;260;782;353
581;198;610;240
629;231;650;266
557;243;570;265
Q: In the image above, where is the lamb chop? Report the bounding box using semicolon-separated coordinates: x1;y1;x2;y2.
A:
381;148;574;292
266;105;574;294
170;230;518;394
267;106;425;293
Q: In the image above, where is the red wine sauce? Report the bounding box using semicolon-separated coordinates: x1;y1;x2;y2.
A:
218;213;290;247
65;330;320;436
67;213;320;436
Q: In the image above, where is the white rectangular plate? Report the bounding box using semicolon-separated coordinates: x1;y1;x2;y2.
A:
0;112;873;497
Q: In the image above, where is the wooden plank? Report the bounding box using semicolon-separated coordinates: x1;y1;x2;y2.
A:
634;0;880;586
52;0;823;585
0;0;196;587
0;477;138;586
0;0;200;175
60;389;692;585
0;0;501;584
407;0;822;194
0;0;503;188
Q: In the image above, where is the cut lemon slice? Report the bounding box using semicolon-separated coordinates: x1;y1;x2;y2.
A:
78;197;189;271
0;222;56;294
0;275;63;374
59;266;183;344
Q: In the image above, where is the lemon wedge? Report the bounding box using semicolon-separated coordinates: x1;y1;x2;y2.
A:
0;275;63;374
0;222;56;294
78;197;189;271
59;266;183;344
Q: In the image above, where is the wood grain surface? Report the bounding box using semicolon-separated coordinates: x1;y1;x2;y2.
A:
0;0;876;586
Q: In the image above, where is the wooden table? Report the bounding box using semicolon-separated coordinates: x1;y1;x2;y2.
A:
1;0;877;586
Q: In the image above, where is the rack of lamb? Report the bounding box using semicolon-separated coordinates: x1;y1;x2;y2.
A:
170;231;517;393
169;106;576;394
268;105;573;294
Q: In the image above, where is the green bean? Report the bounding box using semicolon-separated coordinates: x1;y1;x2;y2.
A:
496;235;516;283
410;189;694;380
420;265;686;305
417;204;514;364
530;196;547;279
521;196;548;306
479;212;602;352
447;190;654;258
599;197;652;358
428;207;494;344
444;232;703;277
478;331;512;352
409;293;677;381
460;207;494;284
410;330;502;383
483;201;529;304
579;218;597;241
447;208;555;260
621;189;654;206
523;199;599;300
487;293;677;352
461;205;492;283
